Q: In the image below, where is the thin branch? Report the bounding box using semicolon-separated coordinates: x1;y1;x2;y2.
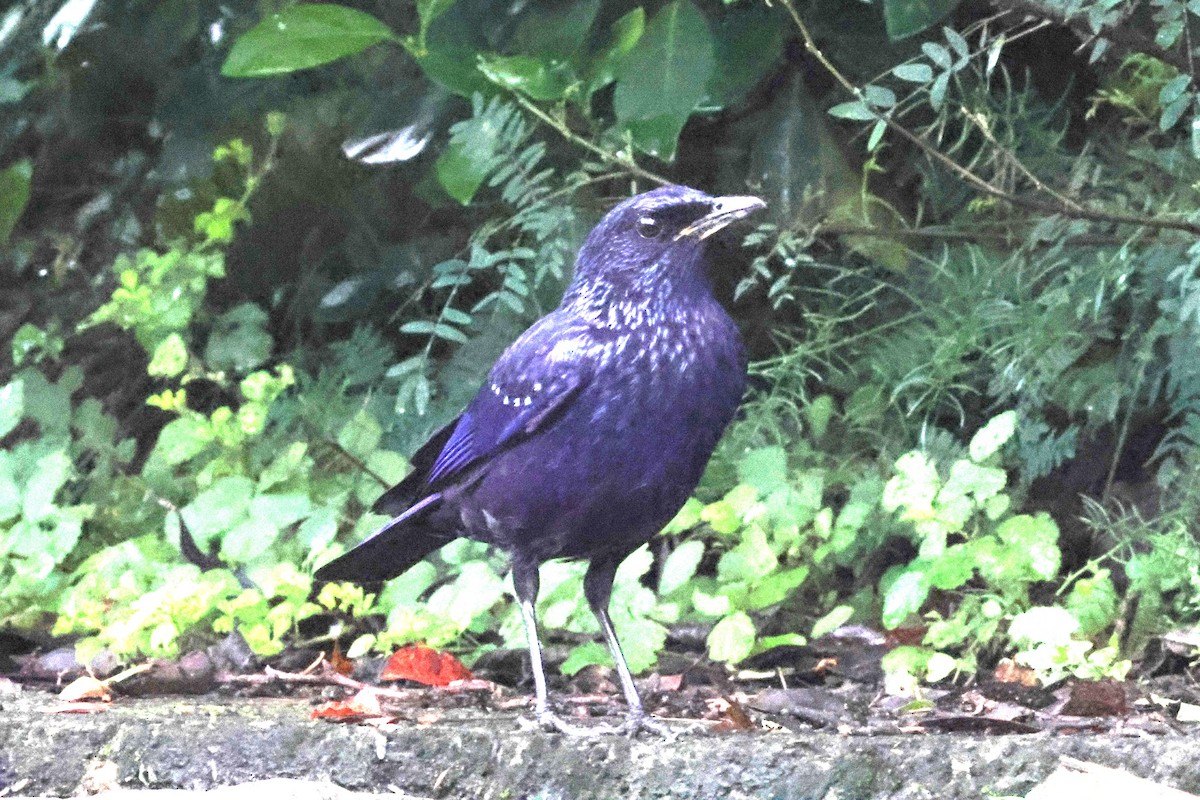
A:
506;93;671;186
775;0;1200;238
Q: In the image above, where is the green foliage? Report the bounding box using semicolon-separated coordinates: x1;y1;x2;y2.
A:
6;0;1200;696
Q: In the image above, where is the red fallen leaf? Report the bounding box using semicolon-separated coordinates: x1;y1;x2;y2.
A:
329;642;354;677
994;658;1039;687
381;645;473;687
311;688;385;723
59;676;112;703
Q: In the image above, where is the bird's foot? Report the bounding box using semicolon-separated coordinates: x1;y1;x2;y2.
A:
517;709;605;736
616;711;681;739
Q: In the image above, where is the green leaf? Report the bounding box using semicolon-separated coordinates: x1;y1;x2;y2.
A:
736;446;788;494
707;610;756;663
921;42;952;69
148;333;188;378
893;63;933;83
1008;606;1078;648
659;539;705;595
828;100;877;121
205;303;272;373
1160;74;1192;106
222;5;395;78
22;450;71;520
811;604;854;639
717;526;777;582
153;417;213;465
477;54;573;101
337;410;383;460
883;0;961;40
995;513;1061;580
417;0;457;44
0;379;23;440
0;159;32;246
882;568;929;628
969;410;1016;462
180;476;255;551
588;8;645;94
614;0;714;160
623;115;688;161
1161;94;1192;132
560;641;610;676
221;516;280;562
509;0;599;59
863;84;896;109
705;6;784;108
745;565;808;609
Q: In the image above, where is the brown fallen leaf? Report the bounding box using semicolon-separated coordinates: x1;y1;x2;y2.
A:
59;675;112;703
708;696;756;732
994;657;1039;687
329;642;354;677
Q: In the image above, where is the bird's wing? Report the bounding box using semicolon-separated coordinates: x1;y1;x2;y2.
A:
373;317;593;512
425;367;587;487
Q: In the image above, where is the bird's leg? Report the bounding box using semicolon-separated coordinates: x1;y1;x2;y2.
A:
512;558;593;735
583;559;675;738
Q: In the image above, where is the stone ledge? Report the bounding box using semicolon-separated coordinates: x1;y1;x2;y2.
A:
2;692;1199;799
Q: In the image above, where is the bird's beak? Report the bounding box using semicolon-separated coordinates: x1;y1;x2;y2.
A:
675;195;767;241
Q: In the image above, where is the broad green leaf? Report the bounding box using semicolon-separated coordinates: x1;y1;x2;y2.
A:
22;450;71;521
614;0;714;160
297;507;339;552
258;442;310;492
863;84;896;108
707;610;756;663
940;460;1006;503
249;493;312;528
222;5;395;78
883;0;961;41
180;476;255;550
705;6;784;108
588;8;645;94
882;568;929;628
153;416;213;465
417;0;457;43
477;54;573;102
882;451;939;515
969;410;1017;461
623;115;688;161
745;565;808;609
0;379;23;440
148;333;188;378
510;0;599;59
996;513;1061;580
205;303;272;373
337;410;383;459
221;516;280;562
736;446;788;494
426;560;505;628
805;395;835;441
812;604;854;639
560;641;610;675
1008;606;1079;648
659;539;705;595
921;41;952;69
0;159;31;246
0;454;20;522
717;525;777;582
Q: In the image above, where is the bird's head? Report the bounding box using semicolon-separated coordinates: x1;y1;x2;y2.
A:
563;185;765;318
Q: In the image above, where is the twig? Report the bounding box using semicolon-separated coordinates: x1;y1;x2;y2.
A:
506;92;671;186
774;0;1200;237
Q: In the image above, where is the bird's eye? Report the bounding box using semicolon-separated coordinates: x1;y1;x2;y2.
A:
636;216;662;239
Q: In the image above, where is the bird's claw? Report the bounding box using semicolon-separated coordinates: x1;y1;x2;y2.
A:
518;708;681;738
518;709;605;737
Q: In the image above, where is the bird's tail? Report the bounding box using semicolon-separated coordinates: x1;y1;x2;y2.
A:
313;493;454;584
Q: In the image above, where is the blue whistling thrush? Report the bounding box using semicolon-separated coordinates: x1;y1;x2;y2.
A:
315;185;765;734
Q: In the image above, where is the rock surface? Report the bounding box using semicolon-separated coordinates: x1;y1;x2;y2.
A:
2;690;1199;798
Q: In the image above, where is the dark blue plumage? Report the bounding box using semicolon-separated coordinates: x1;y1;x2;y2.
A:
316;185;764;733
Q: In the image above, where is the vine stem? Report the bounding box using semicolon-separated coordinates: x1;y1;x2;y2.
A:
773;0;1200;237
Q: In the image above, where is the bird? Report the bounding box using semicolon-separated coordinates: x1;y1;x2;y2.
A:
315;185;765;734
